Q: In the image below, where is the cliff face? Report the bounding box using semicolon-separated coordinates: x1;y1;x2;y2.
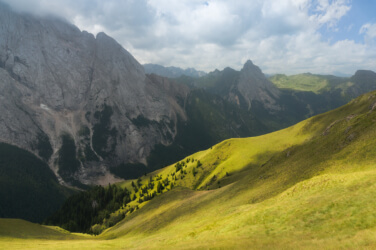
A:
235;60;280;111
0;4;188;185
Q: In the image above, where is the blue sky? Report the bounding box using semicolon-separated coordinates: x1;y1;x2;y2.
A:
319;0;376;44
2;0;376;75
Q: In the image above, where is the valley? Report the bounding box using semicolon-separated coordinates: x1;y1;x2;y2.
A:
2;90;376;248
1;1;376;249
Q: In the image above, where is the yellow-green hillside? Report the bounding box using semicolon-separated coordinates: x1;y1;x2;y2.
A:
2;91;376;249
269;73;352;93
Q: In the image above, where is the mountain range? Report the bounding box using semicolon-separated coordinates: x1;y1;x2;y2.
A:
143;63;207;78
1;1;376;228
2;82;376;249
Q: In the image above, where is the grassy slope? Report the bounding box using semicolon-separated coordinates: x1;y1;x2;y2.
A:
269;73;351;93
2;91;376;249
0;219;81;239
0;219;99;249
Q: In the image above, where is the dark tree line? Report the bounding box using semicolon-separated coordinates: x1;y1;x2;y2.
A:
45;184;131;233
0;142;72;223
46;159;189;234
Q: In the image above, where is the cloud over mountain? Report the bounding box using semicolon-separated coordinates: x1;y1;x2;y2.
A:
1;0;375;75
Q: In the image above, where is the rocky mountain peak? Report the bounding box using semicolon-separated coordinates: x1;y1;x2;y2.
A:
235;60;280;111
240;60;268;82
242;60;261;72
95;31;145;76
194;60;281;112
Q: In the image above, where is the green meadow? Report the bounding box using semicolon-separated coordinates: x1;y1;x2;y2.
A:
2;91;376;249
269;73;352;93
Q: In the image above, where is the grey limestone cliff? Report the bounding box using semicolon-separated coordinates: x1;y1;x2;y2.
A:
0;3;188;185
236;60;280;111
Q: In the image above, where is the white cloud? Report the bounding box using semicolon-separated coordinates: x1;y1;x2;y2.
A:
1;0;375;75
360;23;376;45
310;0;351;28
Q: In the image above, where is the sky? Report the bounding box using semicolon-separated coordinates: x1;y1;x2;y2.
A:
2;0;376;75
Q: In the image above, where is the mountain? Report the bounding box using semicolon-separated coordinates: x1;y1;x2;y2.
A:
235;60;281;111
1;2;376;192
187;62;376;131
192;61;280;111
143;63;207;78
3;89;376;248
0;3;286;189
347;70;376;97
0;3;190;186
0;3;273;189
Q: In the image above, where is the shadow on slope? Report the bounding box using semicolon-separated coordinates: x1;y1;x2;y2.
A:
0;143;74;223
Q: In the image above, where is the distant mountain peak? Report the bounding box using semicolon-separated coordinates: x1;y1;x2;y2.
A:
241;60;264;76
351;70;376;82
143;63;207;78
244;59;255;67
237;60;280;110
353;69;376;76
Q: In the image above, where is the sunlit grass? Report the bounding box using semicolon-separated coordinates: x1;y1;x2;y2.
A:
270;73;331;93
